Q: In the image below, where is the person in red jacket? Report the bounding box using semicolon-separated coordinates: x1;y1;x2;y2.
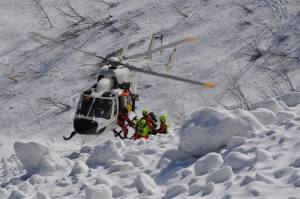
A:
116;107;133;139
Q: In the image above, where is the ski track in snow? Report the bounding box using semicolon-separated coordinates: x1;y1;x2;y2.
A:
1;0;300;198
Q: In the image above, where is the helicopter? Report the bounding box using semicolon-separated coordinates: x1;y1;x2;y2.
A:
31;32;216;140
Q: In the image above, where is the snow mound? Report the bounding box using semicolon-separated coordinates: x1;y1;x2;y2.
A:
277;111;296;123
165;184;187;199
134;173;157;195
251;108;277;125
85;184;112;199
259;98;285;113
206;166;234;184
277;92;300;107
227;136;247;149
224;152;253;171
86;140;122;168
14;142;68;176
194;152;223;176
179;108;263;156
70;160;89;176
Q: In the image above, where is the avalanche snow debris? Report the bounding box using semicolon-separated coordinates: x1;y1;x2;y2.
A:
224;152;253;171
206;166;234;184
251;108;277;125
227;136;247;149
277;92;300;107
259;98;285;113
164;184;187;199
111;185;125;198
86;140;122;168
276;111;296;123
123;154;146;167
35;191;51;199
70;160;89;176
14;141;69;176
134;173;157;195
180;107;263;156
194;152;223;176
85;184;112;199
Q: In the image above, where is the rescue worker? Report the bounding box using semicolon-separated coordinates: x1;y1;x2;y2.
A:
157;115;168;134
142;110;156;133
116;107;134;139
133;119;150;140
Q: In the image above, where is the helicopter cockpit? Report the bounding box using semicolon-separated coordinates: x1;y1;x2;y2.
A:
73;90;118;134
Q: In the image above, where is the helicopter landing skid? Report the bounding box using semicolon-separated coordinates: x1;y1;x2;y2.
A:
63;131;77;140
113;129;135;140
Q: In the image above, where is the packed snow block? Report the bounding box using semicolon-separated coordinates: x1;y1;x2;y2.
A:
86;140;122;168
188;183;204;195
277;92;300;107
108;162;133;173
255;148;272;163
111;185;125;198
134;173;157;195
94;175;112;186
29;174;43;185
194;152;223;176
202;182;215;196
206;166;233;184
14;142;68;176
290;158;300;168
35;191;50;199
224;152;253;171
70;160;89;176
85;184;112;199
277;111;296;123
251;108;277;125
227;136;247;149
165;184;187;199
180;108;263;157
8;190;25;199
259;98;284;113
124;154;146;167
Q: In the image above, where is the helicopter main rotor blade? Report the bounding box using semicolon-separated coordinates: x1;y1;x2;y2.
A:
120;63;215;88
30;32;107;61
125;35;196;60
31;32;215;88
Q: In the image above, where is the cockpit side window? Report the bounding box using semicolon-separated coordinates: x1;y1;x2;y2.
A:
76;95;94;116
93;98;113;119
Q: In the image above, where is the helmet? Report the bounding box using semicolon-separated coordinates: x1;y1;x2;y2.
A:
159;115;166;122
142;110;148;115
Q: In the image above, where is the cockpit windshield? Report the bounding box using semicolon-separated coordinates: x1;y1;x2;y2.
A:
76;94;113;120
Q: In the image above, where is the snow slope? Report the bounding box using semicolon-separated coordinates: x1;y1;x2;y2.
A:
1;0;300;198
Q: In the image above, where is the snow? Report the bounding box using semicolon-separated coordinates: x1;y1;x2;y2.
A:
224;152;253;171
1;0;300;198
194;152;223;176
70;160;89;176
86;140;122;168
164;184;187;199
251;108;277;125
259;98;285;113
13;142;69;176
277;92;300;107
85;184;112;199
206;166;234;184
134;173;157;195
179;107;263;156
